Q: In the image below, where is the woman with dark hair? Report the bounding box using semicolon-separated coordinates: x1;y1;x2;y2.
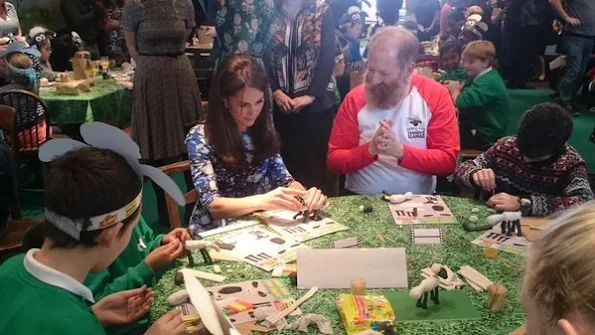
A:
186;54;328;234
265;0;338;197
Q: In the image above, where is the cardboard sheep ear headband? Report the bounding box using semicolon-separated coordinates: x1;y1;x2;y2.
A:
38;122;185;240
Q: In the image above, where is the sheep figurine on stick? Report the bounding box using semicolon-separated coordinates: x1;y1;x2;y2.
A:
409;264;448;309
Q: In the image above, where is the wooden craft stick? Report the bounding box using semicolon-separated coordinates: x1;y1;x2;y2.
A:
460;266;493;287
183;268;226;283
458;269;490;290
459;271;491;290
198;220;260;238
210;250;242;263
265;287;319;324
464;278;484;292
460;275;484;292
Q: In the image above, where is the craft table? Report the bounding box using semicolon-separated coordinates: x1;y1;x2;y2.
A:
41;77;132;129
151;195;537;334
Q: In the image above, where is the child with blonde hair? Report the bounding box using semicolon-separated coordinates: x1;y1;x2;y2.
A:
446;40;510;150
523;201;595;334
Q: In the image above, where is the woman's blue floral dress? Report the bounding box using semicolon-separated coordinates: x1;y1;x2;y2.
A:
185;124;294;235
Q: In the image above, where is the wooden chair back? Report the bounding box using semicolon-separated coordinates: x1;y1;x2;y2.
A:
158;161;197;229
0;105;21;219
0;218;44;260
460;149;483;161
0;89;50;152
0;105;17;158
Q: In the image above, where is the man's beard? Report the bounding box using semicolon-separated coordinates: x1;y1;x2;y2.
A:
365;77;409;110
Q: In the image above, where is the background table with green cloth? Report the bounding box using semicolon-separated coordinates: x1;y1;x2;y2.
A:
41;78;132;129
150;196;527;335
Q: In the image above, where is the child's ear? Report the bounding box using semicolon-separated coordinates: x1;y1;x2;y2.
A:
96;223;124;247
558;319;579;335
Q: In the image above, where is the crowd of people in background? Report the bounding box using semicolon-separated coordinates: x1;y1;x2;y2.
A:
0;0;592;225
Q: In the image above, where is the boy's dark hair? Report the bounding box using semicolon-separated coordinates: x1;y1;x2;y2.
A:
439;41;461;58
43;147;142;248
517;103;573;159
377;0;403;26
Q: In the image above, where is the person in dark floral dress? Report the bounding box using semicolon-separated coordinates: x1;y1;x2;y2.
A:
265;0;339;197
214;0;276;64
100;0;129;65
186;54;329;234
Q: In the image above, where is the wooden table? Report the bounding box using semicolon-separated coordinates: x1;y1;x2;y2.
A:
150;195;538;334
41;77;132;129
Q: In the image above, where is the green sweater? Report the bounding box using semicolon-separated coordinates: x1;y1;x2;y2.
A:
0;254;105;335
437;67;472;84
85;217;165;335
456;69;510;143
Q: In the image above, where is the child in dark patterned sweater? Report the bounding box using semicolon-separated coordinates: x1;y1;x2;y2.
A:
454;103;593;217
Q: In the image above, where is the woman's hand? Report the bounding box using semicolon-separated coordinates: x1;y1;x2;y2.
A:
256;187;306;212
144;309;186;335
92;286;154;326
201;26;217;38
291;95;315;112
303;187;329;212
274;90;294;112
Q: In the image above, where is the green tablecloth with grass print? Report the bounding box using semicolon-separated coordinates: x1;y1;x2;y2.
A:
151;195;526;335
42;78;132;128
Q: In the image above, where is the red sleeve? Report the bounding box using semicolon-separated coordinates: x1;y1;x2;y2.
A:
400;77;460;176
327;85;378;174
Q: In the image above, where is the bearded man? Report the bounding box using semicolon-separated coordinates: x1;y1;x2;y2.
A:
327;27;460;195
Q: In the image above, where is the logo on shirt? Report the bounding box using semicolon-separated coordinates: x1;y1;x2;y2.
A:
137;238;147;252
407;118;426;139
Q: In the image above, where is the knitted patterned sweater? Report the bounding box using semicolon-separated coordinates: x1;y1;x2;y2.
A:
454;136;594;216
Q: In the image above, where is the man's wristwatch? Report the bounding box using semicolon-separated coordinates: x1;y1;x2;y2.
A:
519;197;532;216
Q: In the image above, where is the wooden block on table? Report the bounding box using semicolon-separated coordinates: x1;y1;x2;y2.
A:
487;283;507;313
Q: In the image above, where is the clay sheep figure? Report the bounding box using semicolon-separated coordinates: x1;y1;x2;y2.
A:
185;240;221;265
410;264;448;309
389;192;414;204
487;211;523;237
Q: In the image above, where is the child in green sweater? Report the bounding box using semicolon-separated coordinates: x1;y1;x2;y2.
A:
445;40;510;150
86;217;190;334
0;130;186;335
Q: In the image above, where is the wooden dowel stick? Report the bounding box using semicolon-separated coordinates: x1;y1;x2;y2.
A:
265;287;318;324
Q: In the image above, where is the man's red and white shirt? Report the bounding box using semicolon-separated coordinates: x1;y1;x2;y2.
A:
327;75;460;195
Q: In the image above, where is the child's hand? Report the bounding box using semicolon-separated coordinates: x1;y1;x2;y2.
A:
162;228;192;245
445;80;464;93
145;309;185;335
92;285;154;326
145;239;185;271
